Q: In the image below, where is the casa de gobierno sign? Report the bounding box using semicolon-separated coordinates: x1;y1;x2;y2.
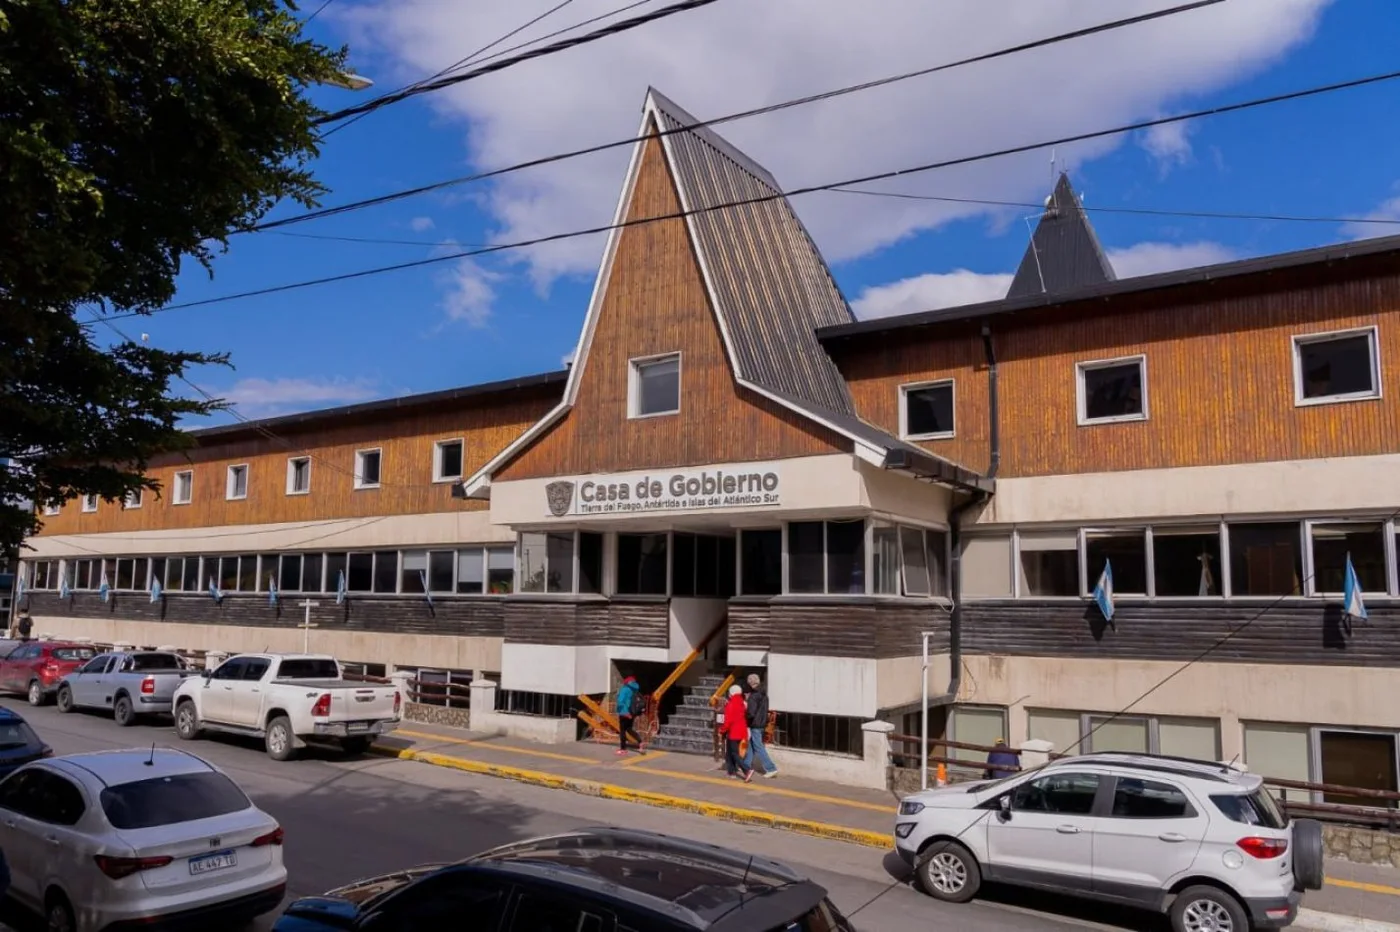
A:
545;464;781;517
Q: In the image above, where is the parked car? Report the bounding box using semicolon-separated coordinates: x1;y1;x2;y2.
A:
0;708;52;779
272;826;857;932
0;641;98;706
56;650;198;726
172;653;401;761
0;747;286;932
894;751;1325;932
0;638;25;661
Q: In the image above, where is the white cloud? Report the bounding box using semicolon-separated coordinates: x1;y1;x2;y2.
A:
342;0;1327;286
853;270;1012;319
1139;121;1193;174
1341;193;1400;241
439;257;502;327
409;216;436;232
1105;240;1238;278
561;350;575;366
220;377;380;417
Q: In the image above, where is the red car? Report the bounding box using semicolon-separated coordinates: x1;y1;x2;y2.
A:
0;641;97;706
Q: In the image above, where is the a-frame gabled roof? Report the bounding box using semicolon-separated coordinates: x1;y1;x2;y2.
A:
1006;172;1116;300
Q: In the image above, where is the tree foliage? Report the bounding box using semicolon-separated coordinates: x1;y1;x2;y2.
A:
0;0;345;551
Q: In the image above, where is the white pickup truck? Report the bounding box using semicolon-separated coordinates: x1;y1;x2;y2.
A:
171;653;401;761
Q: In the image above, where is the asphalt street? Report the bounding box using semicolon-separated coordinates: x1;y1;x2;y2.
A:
0;699;1174;932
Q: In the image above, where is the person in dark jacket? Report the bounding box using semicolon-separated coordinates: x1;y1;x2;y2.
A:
985;738;1020;779
615;676;646;756
740;674;779;778
14;612;32;641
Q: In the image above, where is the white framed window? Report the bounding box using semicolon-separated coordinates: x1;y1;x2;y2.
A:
173;470;193;505
1076;354;1147;425
1305;520;1388;596
81;493;98;513
286;456;311;495
226;464;248;501
872;522;949;598
1293;326;1381;406
123;489;143;509
899;379;955;440
433;439;464;482
355;448;382;489
42;503;60;517
628;352;681;419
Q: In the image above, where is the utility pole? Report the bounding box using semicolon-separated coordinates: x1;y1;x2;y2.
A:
299;599;319;654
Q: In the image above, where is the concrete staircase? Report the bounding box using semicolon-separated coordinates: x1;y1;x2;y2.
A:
650;674;725;755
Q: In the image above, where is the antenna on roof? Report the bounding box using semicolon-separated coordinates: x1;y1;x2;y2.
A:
144;742;156;767
739;853;755;890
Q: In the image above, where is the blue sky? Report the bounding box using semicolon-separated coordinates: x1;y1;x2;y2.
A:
132;0;1400;424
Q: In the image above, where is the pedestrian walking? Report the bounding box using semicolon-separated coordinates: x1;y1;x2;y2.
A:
985;738;1020;779
14;612;32;642
615;675;646;756
741;673;779;779
721;684;753;782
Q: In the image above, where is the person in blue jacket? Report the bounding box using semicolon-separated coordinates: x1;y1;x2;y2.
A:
985;739;1021;779
615;675;646;756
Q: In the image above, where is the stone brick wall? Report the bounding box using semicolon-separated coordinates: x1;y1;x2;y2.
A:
403;702;470;730
1324;824;1400;869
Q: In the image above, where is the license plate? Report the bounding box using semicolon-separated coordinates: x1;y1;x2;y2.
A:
347;722;371;733
189;851;237;876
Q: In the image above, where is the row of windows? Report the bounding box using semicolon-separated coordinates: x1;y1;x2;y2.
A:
898;326;1383;440
961;516;1400;600
41;441;468;516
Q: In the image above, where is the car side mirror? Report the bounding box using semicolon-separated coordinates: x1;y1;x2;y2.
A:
997;795;1012;822
202;670;213;679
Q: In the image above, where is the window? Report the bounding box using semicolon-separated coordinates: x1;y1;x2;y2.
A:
900;380;955;439
962;535;1013;598
487;547;514;594
43;503;60;516
325;552;347;593
286;457;311;495
355;449;382;489
124;489;143;509
1310;522;1387;594
375;872;507;931
616;533;667;595
401;551;427;593
347;552;373;592
101;772;250;830
873;525;947;597
518;532;574;594
428;551;454;593
238;554;258;591
672;534;736;598
1030;710;1219;760
1111;778;1193;819
372;551;398;593
1228;522;1302;596
150;558;166;589
434;439;464;482
1084;529;1147;596
1010;773;1100;815
1319;730;1398;808
1077;356;1146;424
950;706;1007;768
279;554;303;593
211;658;246;681
218;556;239;592
1294;327;1380;405
180;557;200;592
173;470;193;505
1211;791;1287;829
304;553;323;593
578;532;603;595
457;549;484;594
787;520;866;594
629;352;681;418
81;493;98;513
774;713;863;757
495;689;575;717
1017;532;1079;597
1153;527;1222;597
507;891;599;932
115;558;136;591
226;464;248;500
740;529;782;596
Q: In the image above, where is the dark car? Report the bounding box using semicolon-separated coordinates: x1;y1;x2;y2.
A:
0;640;97;706
273;827;857;932
0;707;52;778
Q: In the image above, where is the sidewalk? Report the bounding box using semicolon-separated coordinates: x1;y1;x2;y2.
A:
372;722;1400;930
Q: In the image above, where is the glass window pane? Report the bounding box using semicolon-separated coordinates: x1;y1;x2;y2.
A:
1319;731;1398;807
900;526;930;596
1085;531;1146;596
181;557;200;592
695;535;719;597
279;555;302;593
1152;528;1222;596
616;533;666;595
636;356;679;416
1088;716;1149;754
1028;710;1083;757
487;547;513;594
219;557;239;592
672;533;696;597
905;383;954;437
962;536;1013;597
346;553;373;592
428;551;455;593
457;549;484;593
578;532;604;595
304;554;324;593
1244;723;1312;804
401;551;427;593
546;532;575;593
115;559;134;591
872;526;899;595
1158;718;1220;761
238;555;258;592
826;520;865;594
1311;523;1386;593
951;707;1006;768
1018;532;1079;597
149;558;165;590
787;522;825;594
162;559;180;591
518;533;546;593
741;529;782;596
927;530;949;597
717;536;736;598
436;441;463;480
1082;360;1144;420
373;552;398;593
1228;522;1302;596
358;450;381;486
1112;778;1192;819
1297;333;1376;400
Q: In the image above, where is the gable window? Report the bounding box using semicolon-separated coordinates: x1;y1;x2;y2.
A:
124;489;143;509
1294;327;1380;405
286;457;311;495
355;449;382;489
1077;355;1147;425
629;353;681;418
900;380;955;440
226;465;248;500
81;494;98;513
434;439;464;482
173;470;193;505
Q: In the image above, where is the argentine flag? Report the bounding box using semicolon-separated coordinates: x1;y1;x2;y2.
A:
335;569;347;606
1343;552;1368;620
59;571;71;601
1091;559;1115;622
420;570;433;608
268;574;279;607
98;567;111;603
208;578;223;604
149;576;162;604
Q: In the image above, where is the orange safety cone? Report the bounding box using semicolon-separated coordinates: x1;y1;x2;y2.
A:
936;763;948;787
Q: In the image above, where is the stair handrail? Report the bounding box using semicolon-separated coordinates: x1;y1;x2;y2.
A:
650;616;727;707
709;669;741;708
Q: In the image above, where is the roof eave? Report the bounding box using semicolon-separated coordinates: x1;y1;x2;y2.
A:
882;446;995;494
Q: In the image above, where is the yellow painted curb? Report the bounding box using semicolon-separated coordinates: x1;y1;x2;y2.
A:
371;744;890;850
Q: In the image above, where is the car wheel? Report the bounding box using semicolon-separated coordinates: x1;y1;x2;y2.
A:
175;700;202;740
55;685;75;714
265;715;295;761
1171;885;1248;932
28;679;46;707
341;736;373;756
44;890;76;932
1292;818;1325;891
114;694;136;727
915;840;982;904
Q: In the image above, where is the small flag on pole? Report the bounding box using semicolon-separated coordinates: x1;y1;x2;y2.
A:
98;567;111;603
419;570;433;608
1197;551;1215;597
59;571;71;601
1343;552;1368;620
335;569;347;606
268;574;279;607
1092;559;1115;622
208;578;223;604
150;577;162;604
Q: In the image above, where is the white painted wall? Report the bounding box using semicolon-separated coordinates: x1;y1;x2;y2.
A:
500;643;611;695
768;654;877;718
728;649;769;667
859;460;953;526
877;653;946;712
669;598;726;661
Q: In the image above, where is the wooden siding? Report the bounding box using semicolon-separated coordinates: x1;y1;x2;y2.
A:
497;132;847;482
35;391;555;536
501;598;669;648
964;600;1400;667
835;261;1400;477
26;591;505;639
726;597;950;659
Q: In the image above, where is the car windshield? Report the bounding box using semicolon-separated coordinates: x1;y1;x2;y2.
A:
276;659;339;679
128;653;185;671
1210;789;1288;829
53;648;96;662
0;721;39;750
100;771;251;829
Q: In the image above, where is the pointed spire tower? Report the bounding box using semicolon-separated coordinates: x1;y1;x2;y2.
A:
1006;172;1116;300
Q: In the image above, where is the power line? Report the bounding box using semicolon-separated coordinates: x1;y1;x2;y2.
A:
113;66;1400;319
261;0;1224;231
267;230;486;248
304;0;335;24
313;0;722;127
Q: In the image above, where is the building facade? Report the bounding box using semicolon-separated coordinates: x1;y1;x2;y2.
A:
18;89;1400;796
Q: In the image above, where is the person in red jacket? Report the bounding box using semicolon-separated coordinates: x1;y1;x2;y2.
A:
721;685;753;782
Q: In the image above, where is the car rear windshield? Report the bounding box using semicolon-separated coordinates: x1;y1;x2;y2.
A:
100;771;252;829
129;653;185;671
53;648;96;662
1211;790;1288;829
0;721;40;750
276;659;339;679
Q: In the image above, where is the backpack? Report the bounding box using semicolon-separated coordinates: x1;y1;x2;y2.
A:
630;689;646;716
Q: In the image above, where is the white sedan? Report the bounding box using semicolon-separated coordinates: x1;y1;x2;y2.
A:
0;747;287;932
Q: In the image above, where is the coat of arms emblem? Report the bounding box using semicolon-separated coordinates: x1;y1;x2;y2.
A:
545;481;575;517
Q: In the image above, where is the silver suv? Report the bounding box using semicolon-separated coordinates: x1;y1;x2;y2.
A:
894;752;1324;931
